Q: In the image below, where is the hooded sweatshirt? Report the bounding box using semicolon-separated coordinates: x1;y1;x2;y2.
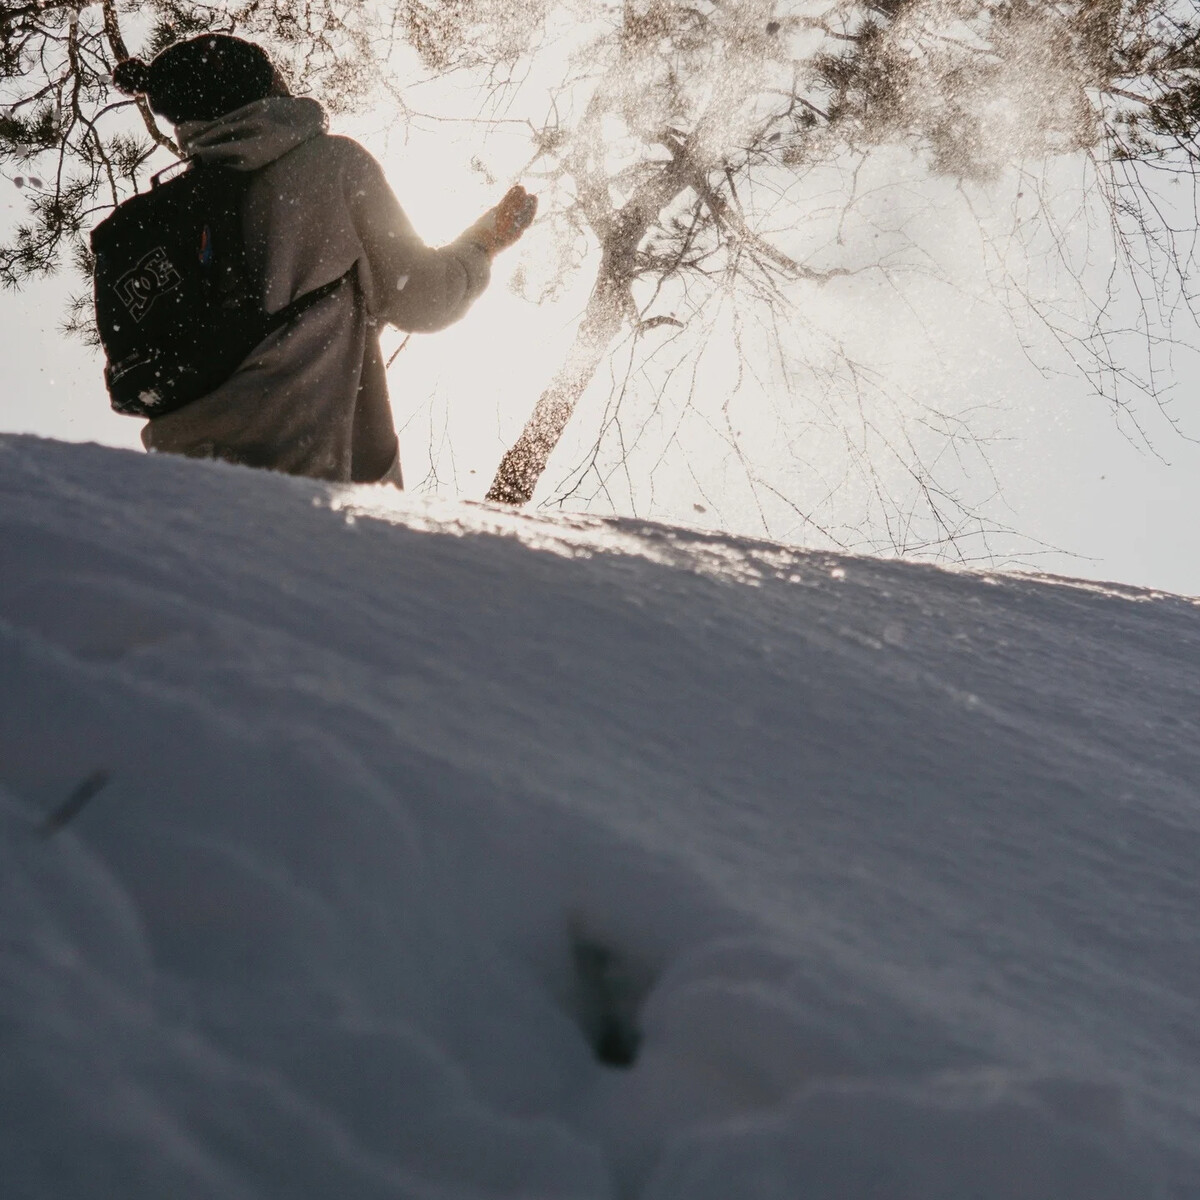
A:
140;97;492;483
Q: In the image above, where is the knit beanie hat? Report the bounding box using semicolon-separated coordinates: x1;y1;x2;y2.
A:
112;35;288;125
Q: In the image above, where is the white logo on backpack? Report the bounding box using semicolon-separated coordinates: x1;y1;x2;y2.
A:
113;247;183;323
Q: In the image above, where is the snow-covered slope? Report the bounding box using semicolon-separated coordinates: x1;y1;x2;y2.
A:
1;433;1198;1200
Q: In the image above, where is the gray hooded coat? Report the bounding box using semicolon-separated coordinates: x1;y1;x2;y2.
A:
140;97;491;483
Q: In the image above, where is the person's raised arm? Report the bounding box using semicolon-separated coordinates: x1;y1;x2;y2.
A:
343;144;535;333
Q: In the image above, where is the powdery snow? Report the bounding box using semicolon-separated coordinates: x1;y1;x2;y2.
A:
1;432;1198;1199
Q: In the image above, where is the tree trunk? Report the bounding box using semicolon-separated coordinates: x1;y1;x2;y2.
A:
487;143;698;506
485;271;627;506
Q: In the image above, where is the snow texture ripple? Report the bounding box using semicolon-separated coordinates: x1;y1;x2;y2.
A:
0;433;1198;1199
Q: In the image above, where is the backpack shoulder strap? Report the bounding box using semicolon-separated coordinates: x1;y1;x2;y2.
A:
265;267;357;334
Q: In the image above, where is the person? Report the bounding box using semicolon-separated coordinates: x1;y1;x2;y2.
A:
110;34;535;486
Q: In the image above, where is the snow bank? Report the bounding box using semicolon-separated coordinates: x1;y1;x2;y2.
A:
1;433;1197;1199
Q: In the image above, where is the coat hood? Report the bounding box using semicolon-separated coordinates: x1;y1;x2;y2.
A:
176;96;327;171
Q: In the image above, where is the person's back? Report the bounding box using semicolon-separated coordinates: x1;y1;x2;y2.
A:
107;35;534;485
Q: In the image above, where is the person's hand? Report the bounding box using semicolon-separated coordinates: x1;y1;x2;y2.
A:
464;185;537;256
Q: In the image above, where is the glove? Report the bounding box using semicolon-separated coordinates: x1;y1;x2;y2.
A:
464;184;538;256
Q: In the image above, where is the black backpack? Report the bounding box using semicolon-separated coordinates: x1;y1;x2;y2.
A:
91;162;346;418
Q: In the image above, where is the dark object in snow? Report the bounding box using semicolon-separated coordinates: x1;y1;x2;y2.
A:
112;35;288;125
570;929;649;1068
40;770;111;838
91;163;347;418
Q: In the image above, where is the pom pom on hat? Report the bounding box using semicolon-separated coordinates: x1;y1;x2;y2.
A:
109;35;286;124
112;58;152;96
